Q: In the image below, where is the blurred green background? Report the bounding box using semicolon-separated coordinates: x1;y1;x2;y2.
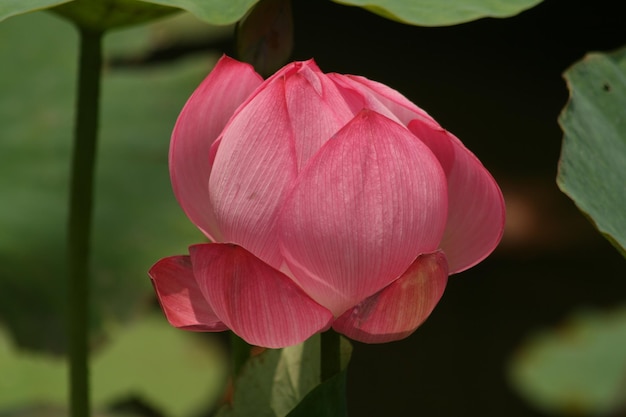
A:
0;0;625;416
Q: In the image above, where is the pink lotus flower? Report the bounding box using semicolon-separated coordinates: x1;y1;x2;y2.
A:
149;55;505;348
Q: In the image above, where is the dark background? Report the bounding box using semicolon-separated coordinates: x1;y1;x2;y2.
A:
284;1;626;416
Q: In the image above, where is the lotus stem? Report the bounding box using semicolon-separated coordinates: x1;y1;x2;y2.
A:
321;329;341;382
67;25;103;417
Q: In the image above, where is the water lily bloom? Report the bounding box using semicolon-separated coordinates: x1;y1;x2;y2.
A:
149;55;505;348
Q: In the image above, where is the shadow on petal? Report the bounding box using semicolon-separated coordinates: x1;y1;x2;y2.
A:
409;121;505;274
149;255;228;331
190;243;333;348
170;56;262;242
332;251;448;343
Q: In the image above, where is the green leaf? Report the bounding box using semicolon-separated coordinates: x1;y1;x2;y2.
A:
0;11;220;353
141;0;260;25
0;315;228;416
508;306;626;416
1;0;257;27
51;0;178;31
331;0;543;26
286;371;348;417
104;11;233;58
217;334;352;417
557;47;626;257
0;405;137;417
0;0;69;22
92;315;228;417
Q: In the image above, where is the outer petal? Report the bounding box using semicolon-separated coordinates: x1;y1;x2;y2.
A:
409;121;505;273
332;251;448;343
209;75;298;269
189;243;333;348
149;255;228;331
279;110;448;316
170;55;263;241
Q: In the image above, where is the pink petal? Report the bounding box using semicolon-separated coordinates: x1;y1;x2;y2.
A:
170;55;263;241
328;73;439;127
409;121;505;273
189;243;333;348
149;255;228;331
332;251;448;343
209;75;298;269
284;62;359;170
279;110;448;316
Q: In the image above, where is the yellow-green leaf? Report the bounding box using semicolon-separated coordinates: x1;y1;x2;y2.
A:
509;307;626;415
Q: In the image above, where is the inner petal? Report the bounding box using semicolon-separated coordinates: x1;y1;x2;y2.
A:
285;64;358;171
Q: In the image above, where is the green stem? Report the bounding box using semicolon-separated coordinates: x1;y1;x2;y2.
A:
321;330;341;382
230;332;251;377
67;26;103;417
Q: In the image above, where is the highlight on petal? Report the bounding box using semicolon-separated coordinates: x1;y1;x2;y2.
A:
333;251;448;344
409;121;506;273
170;55;263;241
149;256;228;332
209;76;298;269
189;243;333;348
279;110;448;316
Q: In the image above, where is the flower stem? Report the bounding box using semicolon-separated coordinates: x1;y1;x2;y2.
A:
230;332;251;377
67;26;103;417
321;329;341;382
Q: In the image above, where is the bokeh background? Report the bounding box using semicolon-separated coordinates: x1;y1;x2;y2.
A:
0;0;625;416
